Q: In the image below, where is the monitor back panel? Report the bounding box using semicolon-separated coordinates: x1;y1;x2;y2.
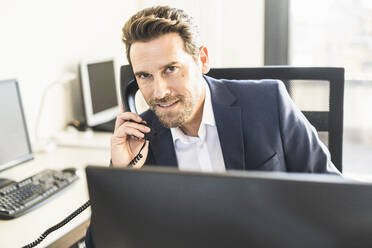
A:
86;167;372;248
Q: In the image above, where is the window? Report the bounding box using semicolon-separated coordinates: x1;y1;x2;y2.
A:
289;0;372;177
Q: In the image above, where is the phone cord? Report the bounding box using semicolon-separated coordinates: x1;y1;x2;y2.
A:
22;141;146;247
22;200;91;248
128;140;147;168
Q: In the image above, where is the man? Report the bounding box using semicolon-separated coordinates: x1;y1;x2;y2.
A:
86;5;340;247
111;6;339;174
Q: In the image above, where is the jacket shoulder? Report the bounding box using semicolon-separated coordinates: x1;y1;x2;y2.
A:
220;78;283;91
205;74;282;92
211;77;284;101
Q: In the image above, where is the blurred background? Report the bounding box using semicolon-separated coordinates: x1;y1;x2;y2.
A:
0;0;370;176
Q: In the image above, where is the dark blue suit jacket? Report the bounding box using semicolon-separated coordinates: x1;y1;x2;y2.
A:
85;75;340;248
141;75;339;174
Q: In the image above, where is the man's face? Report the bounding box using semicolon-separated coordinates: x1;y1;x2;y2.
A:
130;33;209;128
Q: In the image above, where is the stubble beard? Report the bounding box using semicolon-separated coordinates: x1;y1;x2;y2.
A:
149;94;195;128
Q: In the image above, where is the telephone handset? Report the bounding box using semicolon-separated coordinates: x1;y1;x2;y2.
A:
122;75;152;167
122;77;151;134
123;78;139;114
121;64;139;113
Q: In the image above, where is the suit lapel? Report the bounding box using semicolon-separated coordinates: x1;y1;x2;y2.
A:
150;114;178;167
148;76;246;170
205;76;246;170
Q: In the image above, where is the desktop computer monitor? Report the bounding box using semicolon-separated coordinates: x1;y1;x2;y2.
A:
86;166;372;248
0;79;33;173
79;58;120;127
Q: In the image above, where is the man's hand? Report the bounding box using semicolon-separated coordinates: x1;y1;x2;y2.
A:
110;111;151;168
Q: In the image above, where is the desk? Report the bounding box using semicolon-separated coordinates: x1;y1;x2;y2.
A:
0;145;110;247
1;139;370;247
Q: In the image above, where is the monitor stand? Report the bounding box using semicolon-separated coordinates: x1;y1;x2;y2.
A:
92;119;116;133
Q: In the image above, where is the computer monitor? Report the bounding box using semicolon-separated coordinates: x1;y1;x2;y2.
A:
86;166;372;248
0;79;33;173
79;58;120;127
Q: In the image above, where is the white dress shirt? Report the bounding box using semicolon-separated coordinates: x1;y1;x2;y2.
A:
170;79;226;172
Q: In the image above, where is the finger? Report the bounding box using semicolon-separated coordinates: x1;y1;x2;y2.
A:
114;112;142;129
124;121;151;133
114;120;149;138
116;125;145;139
119;99;125;113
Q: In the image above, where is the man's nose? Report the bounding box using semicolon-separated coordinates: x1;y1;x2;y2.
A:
153;76;171;99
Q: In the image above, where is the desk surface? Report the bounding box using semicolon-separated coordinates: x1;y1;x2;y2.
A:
0;145;110;248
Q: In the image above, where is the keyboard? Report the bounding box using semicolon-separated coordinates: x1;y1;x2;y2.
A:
0;169;79;219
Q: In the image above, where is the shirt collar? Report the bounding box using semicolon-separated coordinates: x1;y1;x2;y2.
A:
202;77;216;127
170;78;215;144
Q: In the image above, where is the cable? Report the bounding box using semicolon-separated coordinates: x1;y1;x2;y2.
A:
128;140;147;168
22;200;91;248
33;73;76;153
23;132;148;247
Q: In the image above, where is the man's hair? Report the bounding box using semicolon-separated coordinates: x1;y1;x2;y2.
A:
122;6;201;64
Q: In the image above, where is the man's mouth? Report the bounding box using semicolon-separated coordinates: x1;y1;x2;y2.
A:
156;100;179;109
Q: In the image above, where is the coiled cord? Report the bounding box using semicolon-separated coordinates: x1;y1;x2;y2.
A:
22;200;91;248
128;140;146;168
22;135;148;247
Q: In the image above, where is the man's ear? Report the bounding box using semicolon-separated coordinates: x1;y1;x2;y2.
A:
199;46;210;74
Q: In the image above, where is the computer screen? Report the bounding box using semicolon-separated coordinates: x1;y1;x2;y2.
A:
0;79;33;172
86;166;372;248
80;58;119;127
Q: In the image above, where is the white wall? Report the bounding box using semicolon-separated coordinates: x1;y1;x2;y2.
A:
0;0;137;141
139;0;264;67
0;0;264;143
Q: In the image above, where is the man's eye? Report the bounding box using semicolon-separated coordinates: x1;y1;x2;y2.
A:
166;66;176;73
138;73;150;79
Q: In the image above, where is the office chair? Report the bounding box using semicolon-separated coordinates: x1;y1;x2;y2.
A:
120;65;344;172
